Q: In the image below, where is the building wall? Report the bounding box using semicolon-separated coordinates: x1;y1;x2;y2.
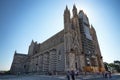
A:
10;53;28;74
27;42;65;74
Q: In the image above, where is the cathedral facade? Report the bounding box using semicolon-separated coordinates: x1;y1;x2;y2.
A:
10;5;105;74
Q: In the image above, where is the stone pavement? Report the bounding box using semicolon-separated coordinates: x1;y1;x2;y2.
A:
57;73;120;80
0;73;120;80
0;75;64;80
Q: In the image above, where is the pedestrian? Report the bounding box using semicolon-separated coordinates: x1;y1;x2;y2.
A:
48;72;52;75
75;70;79;76
108;71;112;78
71;70;75;80
104;71;108;78
66;71;70;80
102;72;105;78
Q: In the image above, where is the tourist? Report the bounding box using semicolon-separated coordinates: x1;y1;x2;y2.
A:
75;70;79;76
71;70;75;80
48;72;52;75
102;72;105;78
108;71;112;78
104;71;108;78
66;71;70;80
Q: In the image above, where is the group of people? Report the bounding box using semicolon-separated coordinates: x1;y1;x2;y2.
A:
66;70;78;80
66;70;112;80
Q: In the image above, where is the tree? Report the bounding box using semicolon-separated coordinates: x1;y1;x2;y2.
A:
104;62;109;71
104;60;120;72
114;60;120;72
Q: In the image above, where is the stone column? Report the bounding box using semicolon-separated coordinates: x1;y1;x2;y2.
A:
43;52;49;72
79;54;85;71
38;54;43;72
69;52;76;71
65;51;76;71
49;49;56;73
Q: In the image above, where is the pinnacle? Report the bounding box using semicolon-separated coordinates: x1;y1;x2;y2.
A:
73;4;77;9
66;5;68;10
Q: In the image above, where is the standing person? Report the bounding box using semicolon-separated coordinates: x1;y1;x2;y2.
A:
108;71;112;78
75;70;79;76
104;71;108;78
71;70;75;80
102;72;105;78
66;71;70;80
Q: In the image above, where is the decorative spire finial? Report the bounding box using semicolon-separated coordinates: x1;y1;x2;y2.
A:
72;4;77;17
73;4;76;9
15;50;17;54
66;5;68;11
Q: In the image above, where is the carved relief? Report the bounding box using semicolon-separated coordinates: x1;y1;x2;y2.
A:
69;52;75;70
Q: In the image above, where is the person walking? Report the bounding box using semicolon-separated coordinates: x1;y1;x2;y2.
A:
71;70;75;80
108;71;112;78
66;71;70;80
104;71;108;78
102;72;105;78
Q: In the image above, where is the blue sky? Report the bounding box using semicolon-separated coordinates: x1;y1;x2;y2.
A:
0;0;120;71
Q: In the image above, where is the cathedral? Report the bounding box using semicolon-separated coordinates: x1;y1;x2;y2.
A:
10;5;105;74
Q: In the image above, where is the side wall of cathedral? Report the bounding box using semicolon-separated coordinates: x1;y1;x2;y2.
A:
27;30;65;74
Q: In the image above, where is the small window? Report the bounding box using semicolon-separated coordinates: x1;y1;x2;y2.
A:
35;51;37;53
58;51;61;60
24;65;26;68
71;48;74;51
82;51;84;54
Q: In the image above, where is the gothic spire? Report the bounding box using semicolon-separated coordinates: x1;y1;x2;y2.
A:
72;4;77;17
64;5;70;16
31;39;34;44
64;5;70;14
73;4;77;10
66;5;68;11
